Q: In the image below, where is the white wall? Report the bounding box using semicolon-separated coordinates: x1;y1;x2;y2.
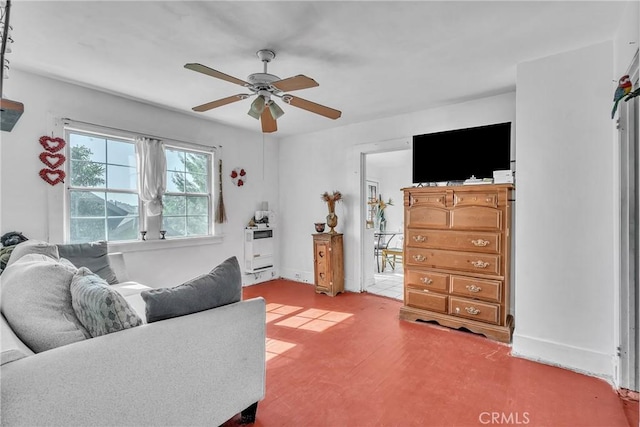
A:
512;42;616;379
278;92;516;290
1;70;279;287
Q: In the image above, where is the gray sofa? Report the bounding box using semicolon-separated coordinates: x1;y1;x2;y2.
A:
1;250;266;426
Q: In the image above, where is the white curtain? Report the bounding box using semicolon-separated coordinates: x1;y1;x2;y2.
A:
135;137;166;216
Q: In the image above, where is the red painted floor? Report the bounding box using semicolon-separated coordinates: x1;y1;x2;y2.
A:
227;279;639;427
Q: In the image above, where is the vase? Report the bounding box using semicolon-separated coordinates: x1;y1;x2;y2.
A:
326;212;338;234
380;219;386;232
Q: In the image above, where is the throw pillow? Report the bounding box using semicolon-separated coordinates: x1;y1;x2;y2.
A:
141;256;242;323
5;240;59;268
57;240;119;285
70;267;142;337
0;254;90;353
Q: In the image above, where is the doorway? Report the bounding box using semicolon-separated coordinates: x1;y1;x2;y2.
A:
363;149;411;300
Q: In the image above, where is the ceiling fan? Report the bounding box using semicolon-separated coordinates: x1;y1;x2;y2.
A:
185;49;342;133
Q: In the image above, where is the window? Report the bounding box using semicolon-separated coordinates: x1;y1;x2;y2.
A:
65;127;215;243
68;131;139;243
163;147;212;238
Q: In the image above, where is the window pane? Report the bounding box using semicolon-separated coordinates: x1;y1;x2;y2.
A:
163;216;186;237
185;173;207;193
106;192;139;217
70;134;106;163
70;218;105;243
167;171;185;193
108;216;139;241
187;215;208;236
166;149;185;172
163;195;186;215
70;160;106;188
70;191;106;217
107;165;137;190
107;139;136;167
187;196;208;215
185;152;208;174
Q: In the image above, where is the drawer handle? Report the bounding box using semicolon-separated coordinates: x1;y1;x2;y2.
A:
413;235;426;242
318;251;325;258
471;239;490;247
486;198;492;203
420;277;433;285
466;284;482;293
471;260;489;268
413;254;426;262
465;306;480;315
319;273;325;279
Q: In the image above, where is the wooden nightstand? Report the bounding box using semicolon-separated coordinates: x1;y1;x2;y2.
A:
312;233;344;296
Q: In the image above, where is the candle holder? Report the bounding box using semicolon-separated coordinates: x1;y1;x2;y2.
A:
140;231;147;241
160;230;167;240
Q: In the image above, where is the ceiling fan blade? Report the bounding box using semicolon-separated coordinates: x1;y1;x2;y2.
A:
282;95;342;120
184;63;250;87
261;108;277;133
192;94;250;112
271;75;319;92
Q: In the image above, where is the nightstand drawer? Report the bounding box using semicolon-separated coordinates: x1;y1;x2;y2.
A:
406;229;500;254
406;288;447;313
405;270;448;292
449;297;499;324
450;276;501;303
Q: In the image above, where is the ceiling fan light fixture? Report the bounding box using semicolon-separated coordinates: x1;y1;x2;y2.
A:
248;94;266;119
267;100;285;120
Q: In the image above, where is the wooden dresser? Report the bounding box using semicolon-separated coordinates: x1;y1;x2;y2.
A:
312;233;344;296
400;184;514;342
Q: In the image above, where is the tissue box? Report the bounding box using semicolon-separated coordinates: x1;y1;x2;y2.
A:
493;170;514;184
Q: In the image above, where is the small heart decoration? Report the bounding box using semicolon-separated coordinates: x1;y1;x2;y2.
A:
39;136;66;153
39;152;66;169
39;168;66;186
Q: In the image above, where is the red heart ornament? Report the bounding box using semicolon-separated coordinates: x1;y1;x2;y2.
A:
39;136;66;153
39;168;66;186
39;152;66;169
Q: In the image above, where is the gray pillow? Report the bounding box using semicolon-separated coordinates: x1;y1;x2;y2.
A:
57;241;119;285
5;240;59;268
0;254;90;353
141;256;242;323
70;267;142;337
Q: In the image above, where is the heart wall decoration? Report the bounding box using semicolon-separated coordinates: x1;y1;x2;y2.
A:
39;135;66;153
39;168;66;186
230;167;247;187
39;152;66;169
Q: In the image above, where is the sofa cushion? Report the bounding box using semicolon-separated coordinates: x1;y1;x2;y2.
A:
141;256;242;323
70;267;143;337
57;241;119;285
5;240;59;268
0;254;90;353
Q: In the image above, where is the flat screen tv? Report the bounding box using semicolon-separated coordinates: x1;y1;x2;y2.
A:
412;122;511;184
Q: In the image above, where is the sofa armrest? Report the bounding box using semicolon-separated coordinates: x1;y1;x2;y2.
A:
107;252;130;283
1;297;266;427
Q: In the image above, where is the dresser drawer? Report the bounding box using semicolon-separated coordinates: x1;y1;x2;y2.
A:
450;206;502;230
449;296;500;324
405;269;448;292
450;275;501;303
409;192;447;208
406;206;449;229
406;288;447;313
406;229;501;254
453;192;498;208
406;248;500;275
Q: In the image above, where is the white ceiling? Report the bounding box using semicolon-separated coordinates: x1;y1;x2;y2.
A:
7;1;629;137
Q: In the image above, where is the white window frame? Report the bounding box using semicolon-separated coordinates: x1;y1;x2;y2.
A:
63;124;217;244
162;143;215;239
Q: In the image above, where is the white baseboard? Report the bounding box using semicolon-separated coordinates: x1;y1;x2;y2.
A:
512;332;615;385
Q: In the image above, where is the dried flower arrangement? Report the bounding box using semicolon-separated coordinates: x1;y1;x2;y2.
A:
321;190;342;214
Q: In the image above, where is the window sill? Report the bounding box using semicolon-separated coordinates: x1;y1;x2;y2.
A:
109;235;223;254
